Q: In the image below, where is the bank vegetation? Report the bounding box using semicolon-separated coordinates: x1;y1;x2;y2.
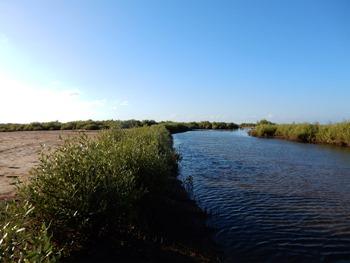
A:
0;125;218;262
250;121;350;147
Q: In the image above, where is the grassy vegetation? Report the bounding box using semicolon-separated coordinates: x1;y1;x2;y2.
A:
0;125;218;262
0;119;239;133
161;121;239;133
0;120;146;132
239;123;257;128
250;121;350;146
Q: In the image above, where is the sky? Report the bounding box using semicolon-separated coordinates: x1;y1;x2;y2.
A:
0;0;349;124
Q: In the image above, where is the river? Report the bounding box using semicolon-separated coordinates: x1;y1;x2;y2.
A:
173;129;350;262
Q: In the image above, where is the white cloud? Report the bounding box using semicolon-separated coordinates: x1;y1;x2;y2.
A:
0;72;107;123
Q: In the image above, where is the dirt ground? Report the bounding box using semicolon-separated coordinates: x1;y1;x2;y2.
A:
0;130;98;199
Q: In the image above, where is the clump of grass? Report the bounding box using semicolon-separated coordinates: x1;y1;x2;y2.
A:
250;121;350;146
277;123;319;142
0;126;179;261
316;122;350;146
249;124;277;137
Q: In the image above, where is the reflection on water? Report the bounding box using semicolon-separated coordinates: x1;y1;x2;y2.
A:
173;130;350;262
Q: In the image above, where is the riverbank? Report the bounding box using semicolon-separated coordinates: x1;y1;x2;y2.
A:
249;122;350;147
0;126;219;262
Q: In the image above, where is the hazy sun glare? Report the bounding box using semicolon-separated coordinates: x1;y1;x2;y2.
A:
0;72;106;123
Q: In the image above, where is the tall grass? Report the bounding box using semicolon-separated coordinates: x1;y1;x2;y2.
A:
0;125;179;261
239;123;257;128
250;121;350;146
250;124;277;137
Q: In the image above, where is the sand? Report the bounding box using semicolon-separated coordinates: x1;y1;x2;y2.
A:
0;130;98;199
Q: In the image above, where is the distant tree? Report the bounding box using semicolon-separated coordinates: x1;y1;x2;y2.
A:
27;122;44;131
227;122;239;129
257;119;275;125
199;121;212;129
120;119;142;129
240;123;256;128
141;120;157;126
188;122;199;129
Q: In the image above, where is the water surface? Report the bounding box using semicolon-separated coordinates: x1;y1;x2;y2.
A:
173;130;350;262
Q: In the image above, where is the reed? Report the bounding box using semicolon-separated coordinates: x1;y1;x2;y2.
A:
250;121;350;146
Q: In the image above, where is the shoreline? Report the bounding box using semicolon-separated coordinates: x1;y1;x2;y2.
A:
250;133;350;148
66;176;220;262
0;128;220;262
249;122;350;148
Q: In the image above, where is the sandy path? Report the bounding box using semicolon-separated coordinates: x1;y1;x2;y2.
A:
0;130;98;199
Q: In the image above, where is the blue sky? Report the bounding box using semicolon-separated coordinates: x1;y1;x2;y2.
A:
0;0;349;123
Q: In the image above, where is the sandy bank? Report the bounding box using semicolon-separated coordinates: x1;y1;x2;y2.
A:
0;130;98;199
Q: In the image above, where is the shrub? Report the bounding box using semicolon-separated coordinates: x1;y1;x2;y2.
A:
0;201;59;262
198;121;212;129
226;122;240;129
250;124;277;137
162;122;191;134
141;120;157;126
27;122;44;131
0;126;178;260
42;121;62;131
60;121;76;130
257;119;275;125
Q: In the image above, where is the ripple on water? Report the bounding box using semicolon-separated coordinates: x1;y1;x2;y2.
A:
174;130;350;263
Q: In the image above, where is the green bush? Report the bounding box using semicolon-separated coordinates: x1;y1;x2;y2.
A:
42;121;62;131
257;119;275;125
60;121;76;130
141;120;157;126
198;121;212;129
0;126;178;261
239;123;256;128
0;201;59;262
162;122;191;134
250;124;277;137
27;122;44;131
